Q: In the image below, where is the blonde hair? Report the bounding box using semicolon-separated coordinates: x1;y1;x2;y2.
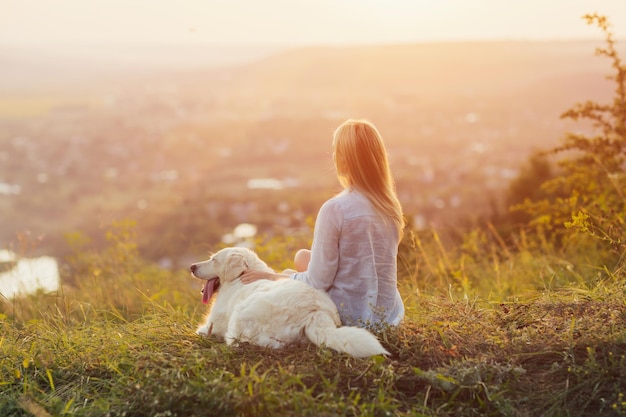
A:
332;119;405;240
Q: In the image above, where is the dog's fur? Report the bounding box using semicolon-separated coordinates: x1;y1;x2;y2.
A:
190;247;389;358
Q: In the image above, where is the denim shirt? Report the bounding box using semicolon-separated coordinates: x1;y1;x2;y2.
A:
291;189;404;326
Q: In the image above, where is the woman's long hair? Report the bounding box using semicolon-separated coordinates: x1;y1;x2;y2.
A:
332;119;405;240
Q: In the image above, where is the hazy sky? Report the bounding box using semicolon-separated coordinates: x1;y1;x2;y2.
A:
2;0;626;46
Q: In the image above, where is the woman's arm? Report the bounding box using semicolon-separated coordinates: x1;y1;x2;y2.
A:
240;270;289;284
240;199;342;288
292;199;341;291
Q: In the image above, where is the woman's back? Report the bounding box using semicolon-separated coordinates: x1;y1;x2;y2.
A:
293;189;404;326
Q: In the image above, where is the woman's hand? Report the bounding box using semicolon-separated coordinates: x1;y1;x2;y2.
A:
240;270;288;284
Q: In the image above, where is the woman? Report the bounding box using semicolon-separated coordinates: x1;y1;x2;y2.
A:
241;119;405;327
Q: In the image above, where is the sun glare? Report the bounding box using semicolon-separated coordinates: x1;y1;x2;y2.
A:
1;0;625;45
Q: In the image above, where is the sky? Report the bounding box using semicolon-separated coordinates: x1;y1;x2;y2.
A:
1;0;626;46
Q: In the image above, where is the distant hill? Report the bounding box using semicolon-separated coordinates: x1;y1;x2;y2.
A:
0;44;286;92
181;41;619;110
2;40;620;103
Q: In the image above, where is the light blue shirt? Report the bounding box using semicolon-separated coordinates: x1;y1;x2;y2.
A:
292;189;404;327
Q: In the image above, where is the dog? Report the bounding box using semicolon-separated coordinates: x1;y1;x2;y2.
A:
190;247;389;358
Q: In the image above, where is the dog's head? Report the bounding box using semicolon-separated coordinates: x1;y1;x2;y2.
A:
190;247;251;304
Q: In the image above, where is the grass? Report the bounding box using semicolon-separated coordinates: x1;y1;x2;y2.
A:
2;291;626;416
1;226;626;416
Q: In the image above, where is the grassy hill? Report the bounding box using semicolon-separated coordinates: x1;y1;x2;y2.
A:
1;228;625;416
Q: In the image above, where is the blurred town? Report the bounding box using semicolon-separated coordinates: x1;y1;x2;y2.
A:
0;40;618;266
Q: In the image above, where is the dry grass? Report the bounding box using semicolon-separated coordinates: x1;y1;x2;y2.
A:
2;284;626;416
1;225;625;416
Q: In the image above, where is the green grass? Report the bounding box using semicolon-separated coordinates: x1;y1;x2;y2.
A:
1;226;626;416
2;288;626;416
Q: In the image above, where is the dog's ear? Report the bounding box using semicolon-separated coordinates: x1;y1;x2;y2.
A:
224;252;249;281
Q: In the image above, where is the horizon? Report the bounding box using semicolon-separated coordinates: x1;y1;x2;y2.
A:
3;38;622;80
2;37;624;90
2;37;624;48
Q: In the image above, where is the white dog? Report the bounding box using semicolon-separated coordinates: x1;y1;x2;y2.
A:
190;247;389;358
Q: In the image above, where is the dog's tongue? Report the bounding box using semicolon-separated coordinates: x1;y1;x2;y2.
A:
201;279;218;304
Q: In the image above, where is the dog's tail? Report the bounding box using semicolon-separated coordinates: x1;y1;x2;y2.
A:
304;312;390;358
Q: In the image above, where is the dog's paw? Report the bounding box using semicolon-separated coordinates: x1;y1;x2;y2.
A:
196;322;213;337
225;338;240;347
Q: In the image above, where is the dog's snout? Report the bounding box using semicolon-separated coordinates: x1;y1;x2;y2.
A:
190;264;198;273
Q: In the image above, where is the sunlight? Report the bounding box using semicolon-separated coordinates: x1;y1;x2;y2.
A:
1;0;625;45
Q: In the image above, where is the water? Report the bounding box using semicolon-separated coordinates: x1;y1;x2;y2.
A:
0;250;60;299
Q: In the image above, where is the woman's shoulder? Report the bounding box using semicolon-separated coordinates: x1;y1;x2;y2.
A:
318;190;350;214
320;193;342;212
323;189;373;215
324;189;358;206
